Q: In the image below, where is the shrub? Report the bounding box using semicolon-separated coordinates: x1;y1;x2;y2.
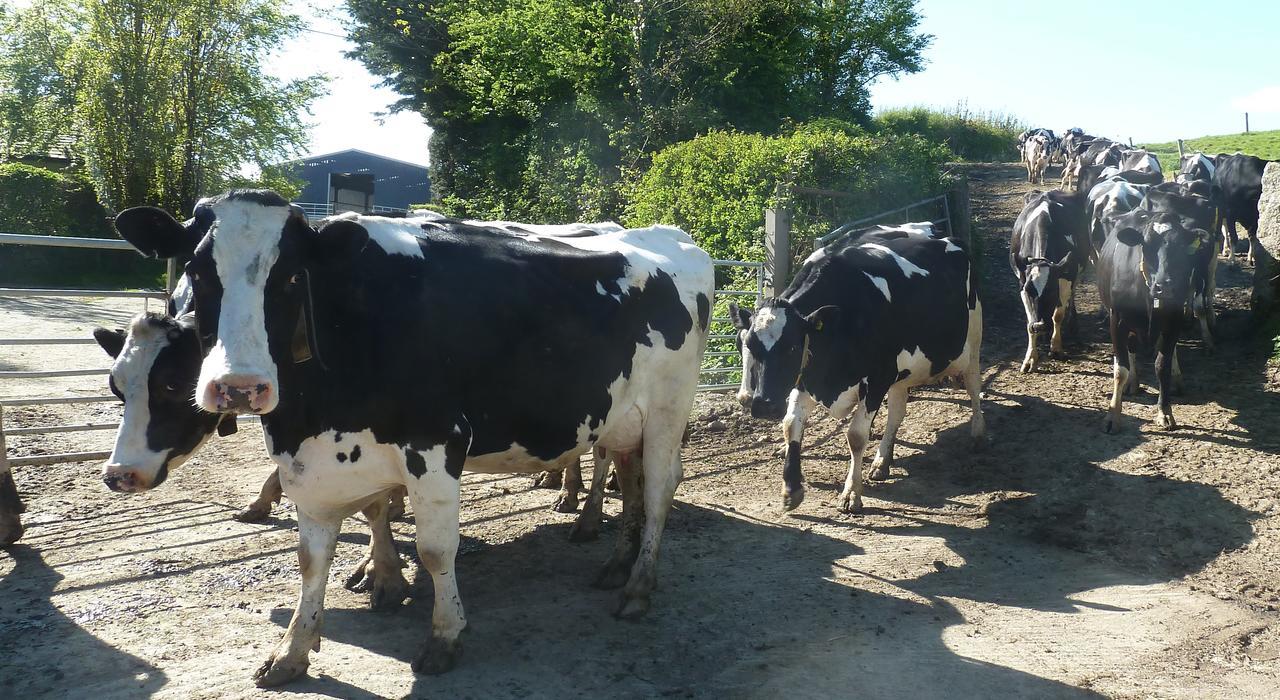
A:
0;163;164;288
873;104;1024;162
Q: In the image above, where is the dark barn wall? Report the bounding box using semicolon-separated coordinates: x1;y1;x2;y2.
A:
281;149;431;210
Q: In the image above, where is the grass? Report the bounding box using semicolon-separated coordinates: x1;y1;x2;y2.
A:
1141;129;1280;173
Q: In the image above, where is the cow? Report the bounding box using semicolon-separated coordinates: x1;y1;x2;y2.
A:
1213;153;1274;263
728;222;984;514
1097;211;1210;432
1010;190;1088;371
1119;149;1163;179
1086;177;1151;252
1143;182;1220;350
0;458;22;546
109;191;713;685
1063;139;1121;190
1098;167;1164;187
1023;134;1051;184
1177;152;1217;184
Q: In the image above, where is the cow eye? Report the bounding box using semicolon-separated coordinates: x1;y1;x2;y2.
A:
289;273;301;285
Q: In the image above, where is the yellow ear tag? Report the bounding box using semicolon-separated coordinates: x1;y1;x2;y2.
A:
1188;238;1201;253
814;320;823;331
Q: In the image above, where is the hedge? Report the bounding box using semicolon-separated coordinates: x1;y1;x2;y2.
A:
873;106;1022;162
0;163;164;288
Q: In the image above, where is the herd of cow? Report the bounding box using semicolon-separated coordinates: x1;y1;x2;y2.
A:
0;134;1270;686
1015;127;1274;433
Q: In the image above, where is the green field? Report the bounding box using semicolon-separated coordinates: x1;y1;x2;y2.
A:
1142;129;1280;173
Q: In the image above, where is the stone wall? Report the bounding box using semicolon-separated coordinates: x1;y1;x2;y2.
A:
1254;162;1280;315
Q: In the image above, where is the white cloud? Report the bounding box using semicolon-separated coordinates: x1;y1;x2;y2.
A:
1231;86;1280;114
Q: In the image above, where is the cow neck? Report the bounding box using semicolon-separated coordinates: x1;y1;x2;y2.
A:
290;267;327;371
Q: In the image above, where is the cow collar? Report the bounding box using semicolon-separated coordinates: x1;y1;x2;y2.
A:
289;267;328;371
795;332;812;388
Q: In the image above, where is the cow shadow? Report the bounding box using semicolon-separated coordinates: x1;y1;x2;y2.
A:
0;545;168;697
267;502;1102;699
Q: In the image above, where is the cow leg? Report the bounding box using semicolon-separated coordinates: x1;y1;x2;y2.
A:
964;346;987;445
253;510;340;687
406;456;467;676
1050;301;1067;357
1020;320;1040;373
1246;224;1258;267
594;451;643;590
0;469;25;546
1103;313;1130;433
1154;331;1179;429
1222;213;1239;258
780;390;816;510
1126;349;1139;394
837;400;872;513
869;385;907;480
343;491;409;611
1206;253;1219;330
553;458;583;514
570;447;611;542
1171;346;1185;395
616;422;685;620
235;468;283;523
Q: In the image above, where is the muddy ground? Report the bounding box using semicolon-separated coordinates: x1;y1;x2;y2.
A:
2;164;1279;699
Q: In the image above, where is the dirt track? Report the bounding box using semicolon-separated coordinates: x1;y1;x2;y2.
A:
2;164;1280;699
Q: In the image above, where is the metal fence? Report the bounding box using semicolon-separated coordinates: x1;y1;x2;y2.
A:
0;232;171;468
698;260;764;392
814;192;953;249
292;202;407;219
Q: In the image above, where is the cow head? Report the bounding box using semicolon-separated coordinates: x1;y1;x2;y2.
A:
728;298;839;420
94;313;224;492
1115;213;1210;312
1018;252;1073;333
115;191;331;416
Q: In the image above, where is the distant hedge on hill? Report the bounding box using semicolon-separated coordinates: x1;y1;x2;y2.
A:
873;106;1024;163
0;163;164;288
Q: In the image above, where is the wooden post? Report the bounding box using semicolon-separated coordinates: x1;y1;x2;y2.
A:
1129;137;1134;147
166;258;179;295
947;180;972;246
764;207;792;297
1245;112;1250;134
1177;139;1185;159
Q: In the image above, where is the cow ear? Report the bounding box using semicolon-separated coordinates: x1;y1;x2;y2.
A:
114;207;197;259
312;218;369;262
727;301;752;330
1115;228;1143;248
804;305;841;332
93;327;126;359
1189;229;1211;255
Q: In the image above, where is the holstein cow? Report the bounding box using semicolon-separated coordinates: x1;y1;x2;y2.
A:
110;192;713;685
729;223;983;514
1023;134;1051;184
1177;152;1216;185
1144;182;1221;350
1119;149;1163;179
1097;211;1210;432
1086;177;1151;252
1010;190;1088;371
1213;153;1274;263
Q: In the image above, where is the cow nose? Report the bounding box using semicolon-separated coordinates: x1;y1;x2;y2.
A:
207;375;274;414
103;469;145;493
750;397;783;420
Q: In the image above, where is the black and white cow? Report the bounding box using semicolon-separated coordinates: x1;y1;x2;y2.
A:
1213;153;1274;263
1097;211;1210;432
1063;138;1121;190
729;222;984;514
1143;182;1221;350
109;191;713;685
1086;177;1151;252
1177;152;1217;185
1118;149;1163;179
0;457;22;546
1010;190;1088;371
1023;134;1052;184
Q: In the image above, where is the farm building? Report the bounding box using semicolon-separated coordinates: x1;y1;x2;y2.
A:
276;148;431;218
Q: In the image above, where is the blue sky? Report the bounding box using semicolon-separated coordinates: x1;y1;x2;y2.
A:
870;0;1280;142
276;0;1280;164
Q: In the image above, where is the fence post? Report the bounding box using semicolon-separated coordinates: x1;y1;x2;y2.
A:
166;258;179;296
764;207;792;297
1177;139;1185;159
947;180;972;246
0;403;9;477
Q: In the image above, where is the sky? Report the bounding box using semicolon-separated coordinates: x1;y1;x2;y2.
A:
869;0;1280;142
275;0;1280;167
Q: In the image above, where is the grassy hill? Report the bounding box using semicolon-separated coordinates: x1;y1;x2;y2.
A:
1142;129;1280;173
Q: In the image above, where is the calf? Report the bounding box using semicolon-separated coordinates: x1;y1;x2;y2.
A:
1097;212;1210;432
729;223;983;513
1010;191;1087;371
1213;153;1274;263
111;194;712;684
1023;134;1051;184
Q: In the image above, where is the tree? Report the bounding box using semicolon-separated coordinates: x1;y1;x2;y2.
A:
343;0;931;221
72;0;324;213
0;0;83;161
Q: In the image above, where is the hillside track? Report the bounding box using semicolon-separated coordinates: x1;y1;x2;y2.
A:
2;165;1279;698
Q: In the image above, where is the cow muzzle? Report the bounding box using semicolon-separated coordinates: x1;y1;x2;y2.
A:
103;467;152;493
204;375;275;414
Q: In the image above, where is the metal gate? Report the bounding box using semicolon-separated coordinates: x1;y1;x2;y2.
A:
698;260;764;392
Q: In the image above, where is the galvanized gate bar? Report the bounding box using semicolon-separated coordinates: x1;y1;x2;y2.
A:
0;232;137;250
0;288;166;299
0;368;109;379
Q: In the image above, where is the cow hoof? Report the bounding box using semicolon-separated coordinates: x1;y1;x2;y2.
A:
1156;412;1177;430
0;520;24;546
253;654;309;687
1050;350;1066;360
368;572;410;611
411;636;461;676
837;494;862;514
592;561;632;590
233;503;272;523
781;485;805;511
869;459;892;481
532;470;562;490
552;492;579;514
1103;416;1120;434
614;594;650;620
568;519;600;543
1019;361;1032;373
